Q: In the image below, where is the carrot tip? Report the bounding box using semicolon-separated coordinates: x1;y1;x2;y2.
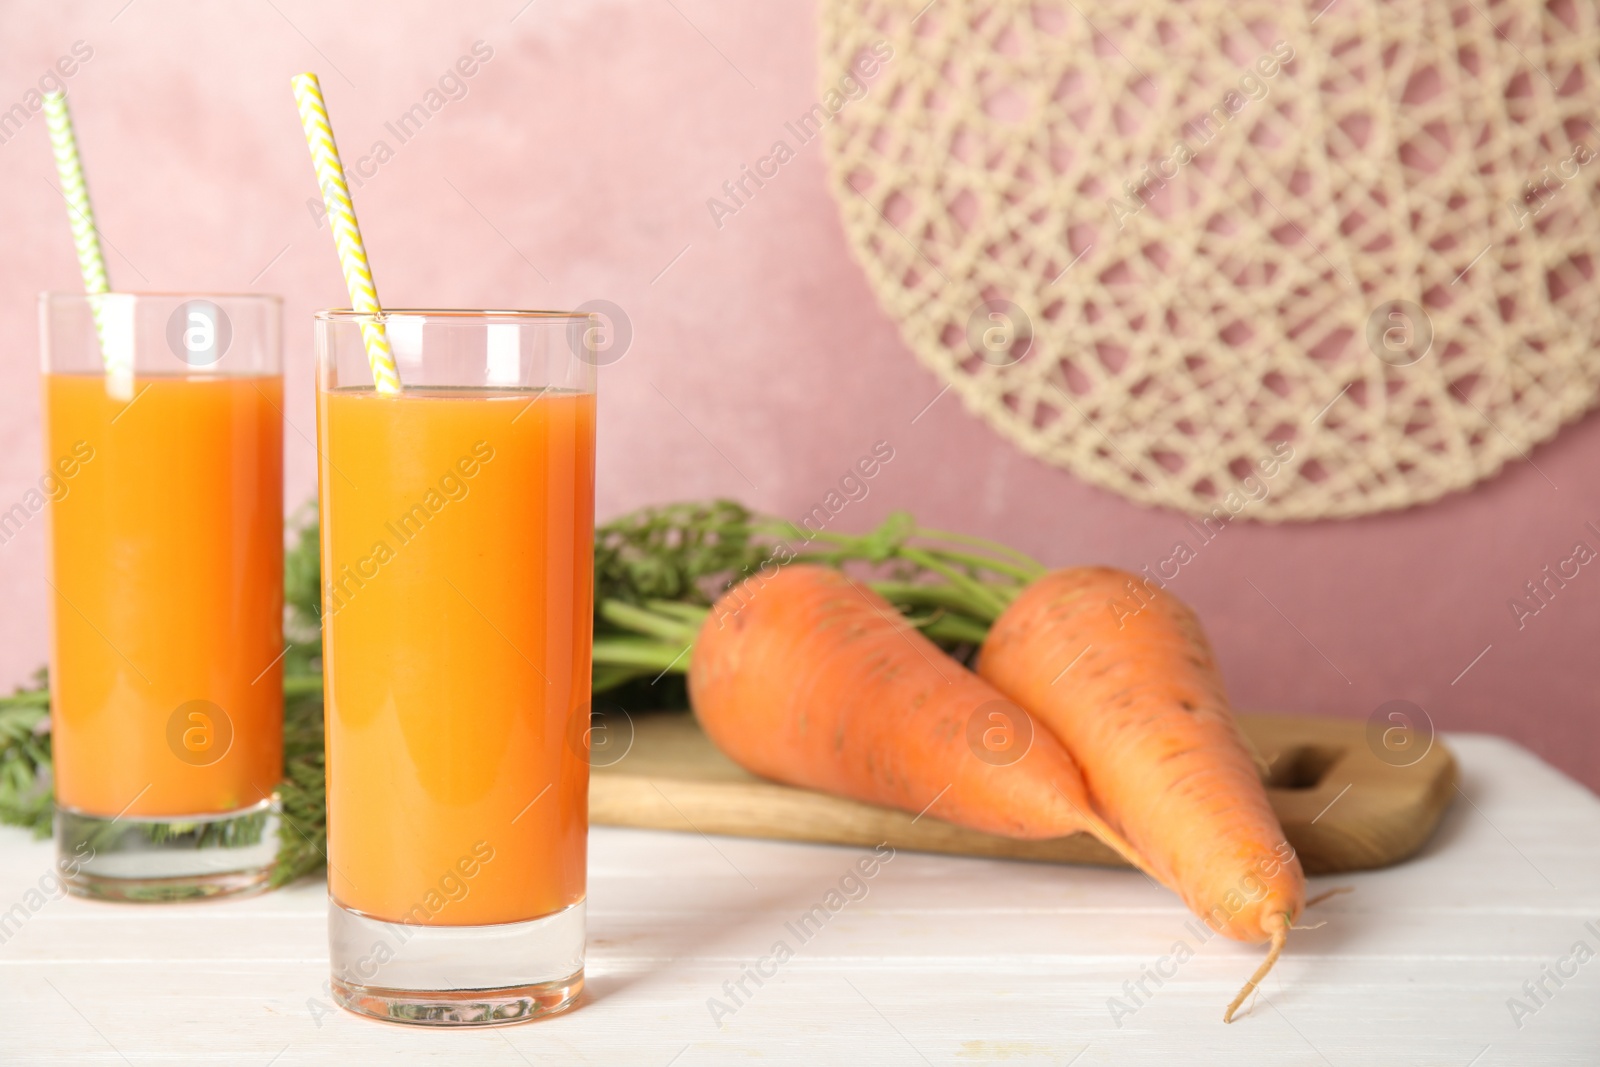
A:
1223;918;1288;1024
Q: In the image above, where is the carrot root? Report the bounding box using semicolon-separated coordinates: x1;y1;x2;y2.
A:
689;566;1126;843
1089;821;1161;883
977;568;1307;952
1305;885;1354;908
1084;815;1170;889
1048;780;1171;887
1223;918;1288;1024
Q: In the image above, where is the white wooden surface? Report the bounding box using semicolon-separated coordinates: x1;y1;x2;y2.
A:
0;733;1596;1065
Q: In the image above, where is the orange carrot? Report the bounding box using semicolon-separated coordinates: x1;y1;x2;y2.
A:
689;565;1144;860
977;567;1305;1022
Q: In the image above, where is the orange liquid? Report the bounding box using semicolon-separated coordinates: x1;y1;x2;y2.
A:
318;387;594;926
44;373;284;818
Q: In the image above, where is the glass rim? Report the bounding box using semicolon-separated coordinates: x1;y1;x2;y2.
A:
314;307;593;323
40;291;283;305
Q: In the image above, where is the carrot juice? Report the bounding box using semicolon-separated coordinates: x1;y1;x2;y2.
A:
44;372;284;818
318;386;595;927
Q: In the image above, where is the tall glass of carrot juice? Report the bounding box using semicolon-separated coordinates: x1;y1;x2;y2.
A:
315;309;596;1026
40;292;284;901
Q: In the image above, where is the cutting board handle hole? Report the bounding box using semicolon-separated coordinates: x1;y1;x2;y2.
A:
1265;744;1344;790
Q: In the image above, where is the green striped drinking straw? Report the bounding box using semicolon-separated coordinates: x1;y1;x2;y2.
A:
42;92;132;399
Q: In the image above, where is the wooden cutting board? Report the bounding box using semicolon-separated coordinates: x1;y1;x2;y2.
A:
590;711;1458;874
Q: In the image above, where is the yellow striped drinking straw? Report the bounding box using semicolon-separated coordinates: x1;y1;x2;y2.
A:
42;91;133;399
290;73;400;395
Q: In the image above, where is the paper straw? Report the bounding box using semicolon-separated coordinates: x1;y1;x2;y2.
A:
42;91;132;398
290;73;400;395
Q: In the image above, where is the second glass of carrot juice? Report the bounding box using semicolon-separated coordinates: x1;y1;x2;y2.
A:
41;292;284;901
315;309;596;1026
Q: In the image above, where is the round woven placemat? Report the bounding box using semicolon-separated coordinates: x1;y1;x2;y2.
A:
819;0;1600;519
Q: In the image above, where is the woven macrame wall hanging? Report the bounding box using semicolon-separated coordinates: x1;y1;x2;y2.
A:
819;0;1600;520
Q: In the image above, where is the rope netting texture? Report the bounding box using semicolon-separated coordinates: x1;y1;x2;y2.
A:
820;0;1600;519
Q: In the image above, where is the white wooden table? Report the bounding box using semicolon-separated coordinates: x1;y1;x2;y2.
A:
1;733;1596;1065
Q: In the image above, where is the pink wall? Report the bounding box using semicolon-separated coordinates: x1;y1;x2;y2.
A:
2;2;1596;791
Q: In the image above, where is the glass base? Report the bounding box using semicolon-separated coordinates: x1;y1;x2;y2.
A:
56;797;279;903
329;898;586;1027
